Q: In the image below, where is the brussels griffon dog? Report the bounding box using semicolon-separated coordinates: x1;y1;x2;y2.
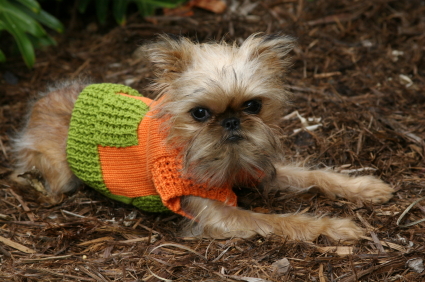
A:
12;34;394;241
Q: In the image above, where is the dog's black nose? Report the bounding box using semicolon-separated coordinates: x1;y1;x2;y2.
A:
222;117;240;131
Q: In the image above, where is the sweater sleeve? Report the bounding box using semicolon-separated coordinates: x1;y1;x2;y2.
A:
150;156;237;218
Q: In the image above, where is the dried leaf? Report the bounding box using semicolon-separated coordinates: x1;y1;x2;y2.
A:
191;0;226;13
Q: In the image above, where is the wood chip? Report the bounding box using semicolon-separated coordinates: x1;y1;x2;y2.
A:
77;236;115;246
315;246;354;256
271;257;291;274
361;236;407;253
313;71;342;78
19;255;73;263
0;235;36;254
319;264;326;282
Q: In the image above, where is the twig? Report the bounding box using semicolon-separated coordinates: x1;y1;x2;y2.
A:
0;213;12;221
61;209;87;218
319;264;326;282
361;236;407;253
119;234;158;244
19;255;73;263
77;236;115;246
34;268;95;281
70;59;91;79
370;231;386;254
77;266;106;282
313;71;342;79
0;235;36;254
8;189;36;221
397;197;425;227
146;243;206;282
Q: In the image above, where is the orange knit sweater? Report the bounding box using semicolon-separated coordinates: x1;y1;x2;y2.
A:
66;84;237;218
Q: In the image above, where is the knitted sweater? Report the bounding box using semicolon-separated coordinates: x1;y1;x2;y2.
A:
66;83;237;217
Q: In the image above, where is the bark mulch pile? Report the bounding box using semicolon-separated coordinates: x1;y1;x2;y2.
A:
0;0;424;281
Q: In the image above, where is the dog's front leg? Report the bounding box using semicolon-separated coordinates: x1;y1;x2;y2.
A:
271;165;394;204
181;196;363;241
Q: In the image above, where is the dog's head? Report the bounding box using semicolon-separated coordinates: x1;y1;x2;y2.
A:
143;33;295;186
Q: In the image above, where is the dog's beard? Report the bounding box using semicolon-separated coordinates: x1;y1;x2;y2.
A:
179;116;282;187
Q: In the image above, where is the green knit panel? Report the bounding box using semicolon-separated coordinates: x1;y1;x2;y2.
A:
97;189;134;205
66;83;169;212
133;195;170;213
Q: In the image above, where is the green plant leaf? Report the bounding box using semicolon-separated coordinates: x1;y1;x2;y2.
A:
139;0;185;9
0;49;6;62
29;33;56;48
78;0;92;13
14;16;46;37
95;0;109;24
135;0;185;16
16;0;40;13
16;3;64;33
113;0;128;26
135;1;156;17
0;12;35;67
0;0;46;37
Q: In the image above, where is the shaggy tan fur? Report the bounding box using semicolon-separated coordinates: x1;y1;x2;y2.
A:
12;34;394;242
11;82;85;202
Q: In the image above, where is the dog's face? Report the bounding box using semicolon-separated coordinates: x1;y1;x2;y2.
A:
144;34;295;187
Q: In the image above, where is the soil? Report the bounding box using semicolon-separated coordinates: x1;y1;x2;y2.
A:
0;0;425;281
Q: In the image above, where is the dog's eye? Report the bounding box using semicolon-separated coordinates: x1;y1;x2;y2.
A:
190;107;211;122
243;99;262;114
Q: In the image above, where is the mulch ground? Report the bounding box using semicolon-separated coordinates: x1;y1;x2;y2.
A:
1;0;425;281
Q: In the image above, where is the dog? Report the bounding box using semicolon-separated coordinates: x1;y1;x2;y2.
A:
11;33;394;242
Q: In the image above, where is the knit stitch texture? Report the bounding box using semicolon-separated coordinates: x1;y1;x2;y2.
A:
66;83;237;216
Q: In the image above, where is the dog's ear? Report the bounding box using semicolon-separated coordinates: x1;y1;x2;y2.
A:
240;33;296;71
137;34;194;83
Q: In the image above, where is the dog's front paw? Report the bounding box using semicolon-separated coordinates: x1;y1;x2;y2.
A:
346;175;394;204
271;214;363;242
321;217;364;242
